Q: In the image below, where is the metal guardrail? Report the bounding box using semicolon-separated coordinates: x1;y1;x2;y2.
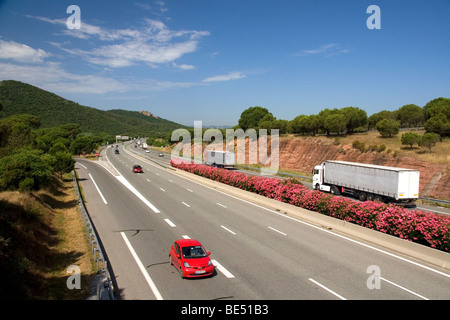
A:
72;170;115;300
419;197;450;206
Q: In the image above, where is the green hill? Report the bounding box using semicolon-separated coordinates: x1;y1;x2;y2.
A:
0;80;185;137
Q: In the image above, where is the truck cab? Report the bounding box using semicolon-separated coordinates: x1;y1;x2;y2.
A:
312;164;330;192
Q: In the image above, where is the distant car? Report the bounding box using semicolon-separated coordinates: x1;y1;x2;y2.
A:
145;149;150;153
114;149;119;154
158;152;164;157
132;165;143;173
169;239;214;279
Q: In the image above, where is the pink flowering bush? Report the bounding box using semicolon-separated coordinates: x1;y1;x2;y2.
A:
171;159;450;252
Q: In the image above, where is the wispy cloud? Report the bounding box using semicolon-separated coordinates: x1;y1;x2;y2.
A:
0;61;127;94
27;15;209;69
0;40;50;63
172;62;195;70
202;71;246;83
295;43;350;57
0;59;205;95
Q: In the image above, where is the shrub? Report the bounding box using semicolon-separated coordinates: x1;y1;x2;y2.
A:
352;140;366;153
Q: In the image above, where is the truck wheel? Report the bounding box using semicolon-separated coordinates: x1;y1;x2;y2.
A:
374;195;383;202
366;193;374;201
315;183;320;190
358;192;366;201
330;186;340;195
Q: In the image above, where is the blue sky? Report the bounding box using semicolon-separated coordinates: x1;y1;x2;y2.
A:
0;0;449;127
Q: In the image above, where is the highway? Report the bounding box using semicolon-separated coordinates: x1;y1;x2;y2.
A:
74;143;450;300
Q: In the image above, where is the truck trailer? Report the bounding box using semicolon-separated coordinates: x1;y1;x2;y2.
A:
204;150;236;169
312;160;420;204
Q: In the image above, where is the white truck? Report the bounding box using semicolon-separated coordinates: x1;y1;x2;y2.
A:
312;160;420;205
204;150;236;169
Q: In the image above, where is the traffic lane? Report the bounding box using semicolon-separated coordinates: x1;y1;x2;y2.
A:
109;153;389;299
115;145;450;299
110;148;337;299
75;160;159;299
105;148;266;299
128;144;171;167
78;158;257;300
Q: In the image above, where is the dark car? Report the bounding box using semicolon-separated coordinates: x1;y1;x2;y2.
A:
132;165;143;173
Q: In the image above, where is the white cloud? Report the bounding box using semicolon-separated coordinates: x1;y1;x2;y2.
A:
0;62;126;94
29;15;209;68
202;72;246;83
295;43;350;57
0;40;50;63
172;62;195;70
0;59;204;95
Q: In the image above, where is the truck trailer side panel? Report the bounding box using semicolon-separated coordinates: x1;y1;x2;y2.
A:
322;161;419;200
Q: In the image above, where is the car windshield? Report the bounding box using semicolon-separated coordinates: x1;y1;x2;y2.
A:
182;245;207;258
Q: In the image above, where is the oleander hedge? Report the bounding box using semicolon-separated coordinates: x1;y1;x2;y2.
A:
171;159;450;252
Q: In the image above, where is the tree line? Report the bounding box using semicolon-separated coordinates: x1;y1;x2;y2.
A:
0;113;111;192
236;97;450;138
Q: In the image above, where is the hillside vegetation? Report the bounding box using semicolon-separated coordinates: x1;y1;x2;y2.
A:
0;80;185;138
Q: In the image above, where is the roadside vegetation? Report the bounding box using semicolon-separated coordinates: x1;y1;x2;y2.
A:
0;114;105;299
0;175;96;299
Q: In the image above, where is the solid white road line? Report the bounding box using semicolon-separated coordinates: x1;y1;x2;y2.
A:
164;219;176;227
216;203;227;208
268;226;287;236
380;277;429;300
308;278;346;300
121;232;163;300
221;225;236;235
186;189;194;192
212;259;235;278
89;173;107;204
77;162;87;169
182;202;190;207
115;175;160;213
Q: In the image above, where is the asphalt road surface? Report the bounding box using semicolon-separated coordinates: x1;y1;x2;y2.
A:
74;143;450;300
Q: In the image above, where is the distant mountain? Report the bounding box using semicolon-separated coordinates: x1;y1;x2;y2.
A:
0;80;186;136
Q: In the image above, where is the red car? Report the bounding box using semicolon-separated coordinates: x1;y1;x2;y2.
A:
132;165;143;173
169;239;214;278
